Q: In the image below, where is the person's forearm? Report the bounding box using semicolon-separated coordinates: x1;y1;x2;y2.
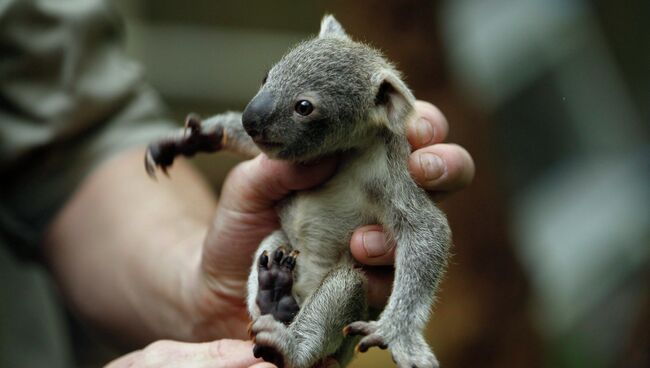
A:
44;148;216;345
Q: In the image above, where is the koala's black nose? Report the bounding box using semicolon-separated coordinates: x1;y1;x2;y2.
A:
242;90;275;139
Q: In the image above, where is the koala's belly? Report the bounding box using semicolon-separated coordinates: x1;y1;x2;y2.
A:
278;182;375;304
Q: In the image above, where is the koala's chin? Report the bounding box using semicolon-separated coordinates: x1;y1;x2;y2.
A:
278;147;336;164
253;143;298;162
263;148;293;161
249;135;296;160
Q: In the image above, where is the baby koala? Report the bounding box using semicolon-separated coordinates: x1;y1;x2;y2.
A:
145;15;451;368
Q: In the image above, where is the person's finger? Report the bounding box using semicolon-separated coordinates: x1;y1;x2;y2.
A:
105;350;142;368
406;101;449;149
363;266;394;308
349;225;395;266
249;363;278;368
219;154;338;214
206;339;267;368
248;363;278;368
349;225;395;308
105;340;268;368
408;143;475;193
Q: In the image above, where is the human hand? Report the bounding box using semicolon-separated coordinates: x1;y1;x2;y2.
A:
183;154;339;340
350;101;475;305
183;100;474;340
106;339;275;368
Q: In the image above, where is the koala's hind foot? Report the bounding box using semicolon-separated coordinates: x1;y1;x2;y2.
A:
344;321;439;368
145;113;225;177
256;248;300;325
251;314;294;368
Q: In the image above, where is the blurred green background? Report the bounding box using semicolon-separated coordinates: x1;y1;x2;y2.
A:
101;0;648;367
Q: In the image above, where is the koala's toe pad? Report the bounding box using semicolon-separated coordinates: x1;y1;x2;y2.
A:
256;248;300;324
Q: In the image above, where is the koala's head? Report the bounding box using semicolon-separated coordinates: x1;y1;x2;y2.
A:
242;15;415;162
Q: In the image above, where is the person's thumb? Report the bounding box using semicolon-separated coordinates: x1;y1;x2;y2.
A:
219;154;338;214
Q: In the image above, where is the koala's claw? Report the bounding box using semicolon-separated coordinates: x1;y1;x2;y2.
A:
144;141;174;179
257;248;300;325
358;335;388;353
183;113;202;135
144;113;224;178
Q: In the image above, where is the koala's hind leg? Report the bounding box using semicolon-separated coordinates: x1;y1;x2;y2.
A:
250;266;367;368
245;231;297;368
145;111;260;177
251;248;301;368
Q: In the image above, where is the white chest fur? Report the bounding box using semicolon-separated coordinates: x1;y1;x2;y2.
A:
278;143;389;303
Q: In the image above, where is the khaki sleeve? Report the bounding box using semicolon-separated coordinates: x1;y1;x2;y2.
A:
0;0;176;257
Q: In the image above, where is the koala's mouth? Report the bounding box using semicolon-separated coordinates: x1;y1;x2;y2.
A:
252;138;284;150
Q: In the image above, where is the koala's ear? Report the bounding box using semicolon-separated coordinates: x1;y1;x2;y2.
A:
371;69;416;135
319;15;349;39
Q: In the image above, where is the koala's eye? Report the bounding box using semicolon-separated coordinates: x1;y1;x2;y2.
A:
295;100;314;116
261;71;269;85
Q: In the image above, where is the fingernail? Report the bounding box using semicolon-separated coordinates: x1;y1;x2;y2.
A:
416;118;434;146
419;153;445;181
363;231;389;257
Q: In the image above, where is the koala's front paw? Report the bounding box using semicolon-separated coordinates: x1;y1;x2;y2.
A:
145;113;224;177
344;321;439;368
257;247;300;324
250;314;294;368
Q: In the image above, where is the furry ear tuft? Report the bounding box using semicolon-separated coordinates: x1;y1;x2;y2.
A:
371;69;416;135
319;15;349;39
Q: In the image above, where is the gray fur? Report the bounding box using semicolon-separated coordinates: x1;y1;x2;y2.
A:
201;112;261;157
172;15;451;368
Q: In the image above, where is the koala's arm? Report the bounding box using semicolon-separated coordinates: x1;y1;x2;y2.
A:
145;111;261;176
380;175;450;326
